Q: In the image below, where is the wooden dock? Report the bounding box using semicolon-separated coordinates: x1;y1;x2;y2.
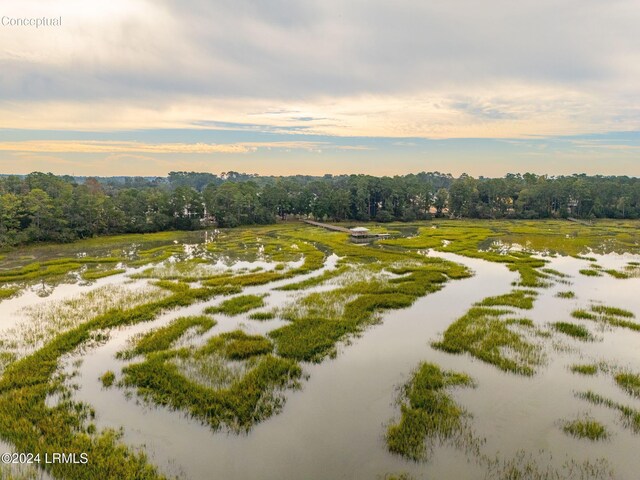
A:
303;220;352;233
303;220;390;239
567;217;593;226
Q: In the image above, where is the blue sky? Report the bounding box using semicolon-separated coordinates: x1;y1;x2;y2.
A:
1;0;639;176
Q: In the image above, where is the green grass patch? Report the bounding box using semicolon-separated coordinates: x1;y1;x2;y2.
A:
248;311;276;321
476;290;537;310
485;451;613;480
81;268;126;281
0;282;232;479
571;305;640;332
119;315;216;359
205;294;266;316
604;262;640;279
3;221;636;476
385;362;476;461
555;290;575;299
551;322;594;341
614;372;640;399
432;307;543;376
382;474;414;480
598;316;640;332
562;416;609;441
573;255;598;261
123;346;301;431
591;305;634;318
570;364;599;375
577;391;640;433
0;286;19;300
268;249;470;362
382;221;554;287
579;269;602;277
100;371;116;388
541;268;569;278
199;330;273;360
571;309;597;320
276;266;347;291
604;269;630;279
0;284;173;357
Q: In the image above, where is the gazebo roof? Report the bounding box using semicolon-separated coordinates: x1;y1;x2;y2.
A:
350;227;370;232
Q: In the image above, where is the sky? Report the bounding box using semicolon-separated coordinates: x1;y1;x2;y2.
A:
0;0;639;177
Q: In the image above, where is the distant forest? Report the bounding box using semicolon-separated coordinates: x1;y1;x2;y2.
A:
1;171;639;246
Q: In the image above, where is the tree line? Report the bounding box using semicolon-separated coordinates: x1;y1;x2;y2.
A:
0;171;639;246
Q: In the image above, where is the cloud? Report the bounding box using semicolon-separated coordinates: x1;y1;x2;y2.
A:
0;140;329;154
0;0;638;140
2;0;638;98
190;120;313;133
3;82;638;139
0;140;251;154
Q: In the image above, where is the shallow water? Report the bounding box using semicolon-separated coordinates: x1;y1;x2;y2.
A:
2;240;640;479
70;253;513;479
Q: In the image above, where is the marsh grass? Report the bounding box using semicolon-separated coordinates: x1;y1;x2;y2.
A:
100;370;116;388
0;284;171;358
484;450;613;480
577;391;640;433
604;262;640;279
381;221;552;287
199;330;273;360
571;310;597;320
551;322;594;341
562;416;609;441
604;269;630;279
591;305;634;318
248;311;276;321
171;352;248;390
81;268;126;281
132;258;226;281
200;238;325;289
276;266;347;291
0;378;166;479
385;362;478;461
541;268;569;278
201;230;326;287
120;325;304;432
0;462;45;479
570;364;599;375
0;237;188;296
573;255;598;261
571;305;639;332
0;259;94;284
0;225;472;471
380;224;558;376
555;291;576;299
205;294;266;316
0;286;19;300
476;290;537;310
382;474;414;480
270;247;470;362
614;371;640;398
118;315;216;359
280;289;356;322
123;350;301;431
432;307;543;375
0;283;232;479
205;228;306;265
579;269;602;277
1;222;636;477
